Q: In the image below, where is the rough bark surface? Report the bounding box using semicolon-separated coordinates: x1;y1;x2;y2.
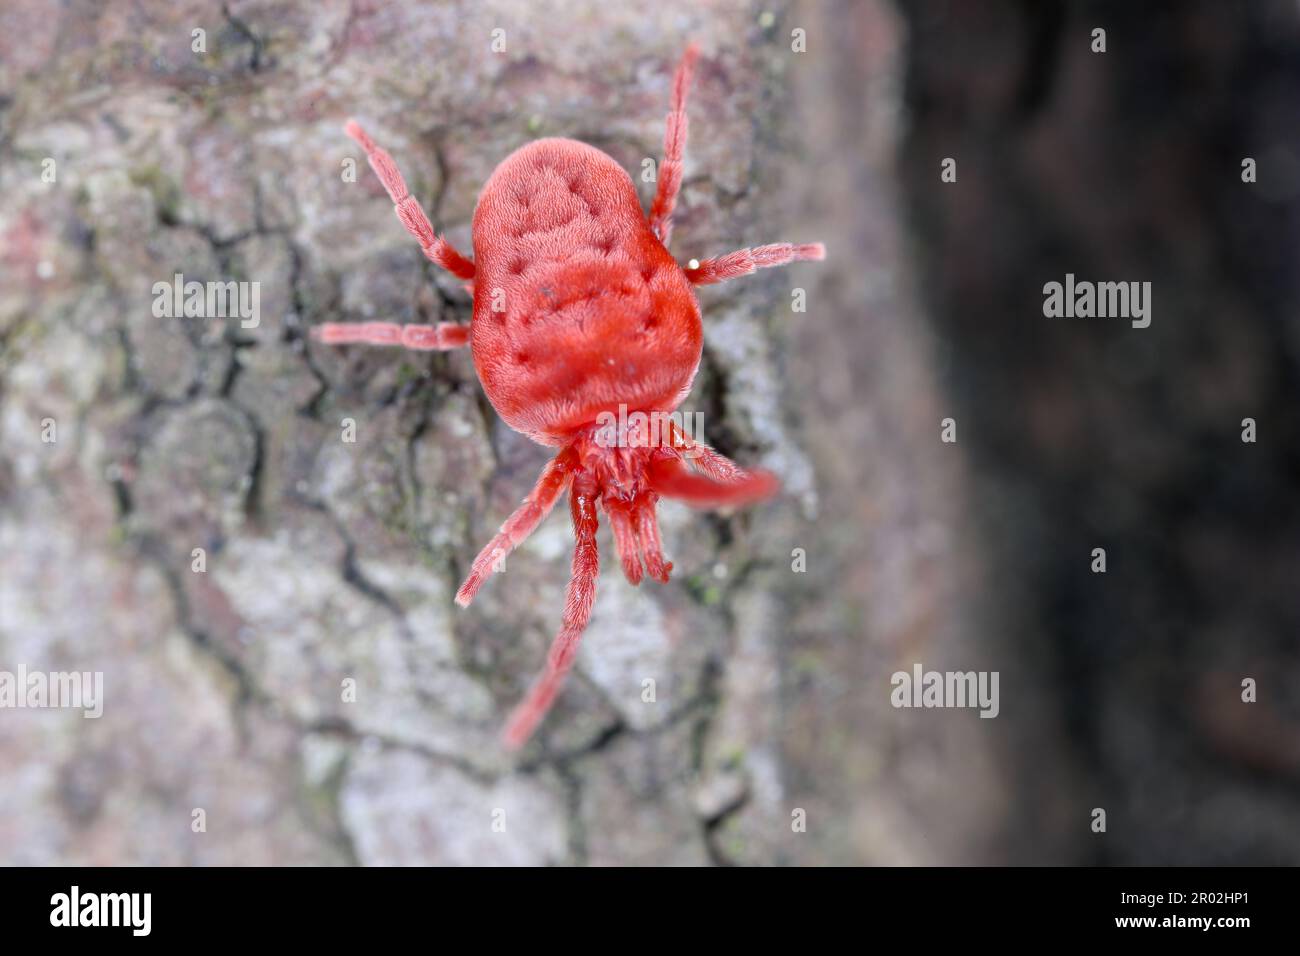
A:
2;0;959;866
11;0;1220;866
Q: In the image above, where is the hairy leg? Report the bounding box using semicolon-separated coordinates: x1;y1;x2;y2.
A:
685;242;826;286
456;447;579;607
502;473;601;748
666;422;749;482
632;494;672;583
345;120;476;280
648;456;779;507
604;498;644;585
648;43;700;247
311;321;469;350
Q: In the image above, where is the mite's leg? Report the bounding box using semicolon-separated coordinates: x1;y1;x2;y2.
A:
344;120;476;280
666;422;748;483
648;43;700;247
310;322;470;350
685;242;826;286
502;474;601;749
648;456;779;507
632;494;672;583
604;499;644;585
456;447;579;607
667;421;787;494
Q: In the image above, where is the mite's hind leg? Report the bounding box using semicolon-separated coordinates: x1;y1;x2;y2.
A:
345;120;476;280
648;43;700;247
310;322;470;350
502;473;601;749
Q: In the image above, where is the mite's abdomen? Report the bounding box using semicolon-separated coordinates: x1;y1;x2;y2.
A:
470;139;702;444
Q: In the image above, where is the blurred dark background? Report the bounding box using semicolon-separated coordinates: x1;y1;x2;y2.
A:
1;0;1298;864
894;0;1300;863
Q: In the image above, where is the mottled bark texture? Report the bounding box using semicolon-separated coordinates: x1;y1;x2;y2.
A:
9;0;1286;868
2;0;965;865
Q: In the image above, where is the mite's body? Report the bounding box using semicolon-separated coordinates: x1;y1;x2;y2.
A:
471;138;702;443
314;45;824;747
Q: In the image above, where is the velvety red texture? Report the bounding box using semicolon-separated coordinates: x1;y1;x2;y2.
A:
470;138;703;445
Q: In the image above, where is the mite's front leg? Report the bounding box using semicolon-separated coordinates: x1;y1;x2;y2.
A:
501;471;602;749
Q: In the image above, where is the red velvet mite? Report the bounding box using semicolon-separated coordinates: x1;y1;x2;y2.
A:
313;44;825;747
